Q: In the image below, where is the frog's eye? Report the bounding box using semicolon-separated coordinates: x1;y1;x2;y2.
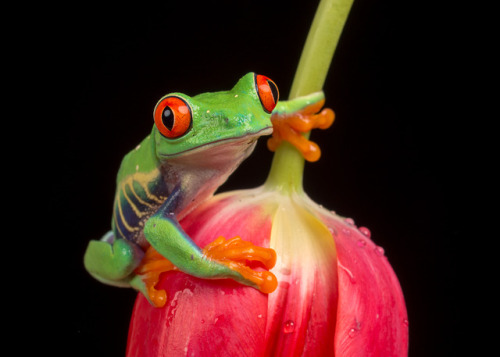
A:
154;96;192;139
255;74;279;114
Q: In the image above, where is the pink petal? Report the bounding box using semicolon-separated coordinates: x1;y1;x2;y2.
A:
127;275;268;356
319;212;409;356
264;199;338;356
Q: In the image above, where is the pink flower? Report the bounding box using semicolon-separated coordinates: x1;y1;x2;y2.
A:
127;162;408;356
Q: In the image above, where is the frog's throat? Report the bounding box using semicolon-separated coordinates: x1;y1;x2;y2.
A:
158;126;273;159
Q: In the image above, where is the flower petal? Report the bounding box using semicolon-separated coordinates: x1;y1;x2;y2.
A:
316;209;409;356
265;194;338;356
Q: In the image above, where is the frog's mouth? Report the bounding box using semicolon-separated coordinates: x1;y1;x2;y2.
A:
160;126;273;160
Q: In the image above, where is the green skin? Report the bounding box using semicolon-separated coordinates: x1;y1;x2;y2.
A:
83;72;323;301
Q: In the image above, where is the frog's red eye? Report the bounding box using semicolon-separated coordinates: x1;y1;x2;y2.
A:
154;96;192;139
255;74;279;114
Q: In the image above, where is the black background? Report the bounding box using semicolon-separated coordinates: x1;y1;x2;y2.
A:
21;0;478;355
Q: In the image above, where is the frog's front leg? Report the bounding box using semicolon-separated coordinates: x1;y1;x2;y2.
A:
83;231;144;287
137;186;277;307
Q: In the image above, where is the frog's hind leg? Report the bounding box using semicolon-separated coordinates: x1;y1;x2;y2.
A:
84;231;144;287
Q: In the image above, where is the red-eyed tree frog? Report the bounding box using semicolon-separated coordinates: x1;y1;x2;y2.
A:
84;72;326;307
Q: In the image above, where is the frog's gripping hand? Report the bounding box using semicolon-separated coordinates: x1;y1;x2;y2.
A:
267;94;334;162
132;231;278;307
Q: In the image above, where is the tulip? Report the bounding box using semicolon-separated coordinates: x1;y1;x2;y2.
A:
127;124;408;357
127;0;408;355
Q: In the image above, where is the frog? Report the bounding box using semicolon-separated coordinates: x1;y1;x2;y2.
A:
84;73;282;307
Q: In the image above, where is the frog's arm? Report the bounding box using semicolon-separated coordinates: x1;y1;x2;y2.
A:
273;91;325;115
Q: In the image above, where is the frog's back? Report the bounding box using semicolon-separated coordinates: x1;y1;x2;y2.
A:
112;133;168;245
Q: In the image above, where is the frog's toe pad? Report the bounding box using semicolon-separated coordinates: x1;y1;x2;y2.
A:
267;99;335;162
203;236;278;293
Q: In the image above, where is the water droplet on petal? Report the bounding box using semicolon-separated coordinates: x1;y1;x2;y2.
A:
403;319;409;327
345;217;355;226
358;226;371;238
356;239;367;247
283;320;295;334
348;328;358;338
342;227;351;235
375;246;385;256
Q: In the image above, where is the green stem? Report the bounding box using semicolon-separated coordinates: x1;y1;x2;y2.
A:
265;0;354;192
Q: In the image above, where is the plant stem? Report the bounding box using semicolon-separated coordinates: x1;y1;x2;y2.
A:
265;0;354;192
289;0;355;102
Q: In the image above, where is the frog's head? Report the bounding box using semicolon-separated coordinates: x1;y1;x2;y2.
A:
152;72;278;161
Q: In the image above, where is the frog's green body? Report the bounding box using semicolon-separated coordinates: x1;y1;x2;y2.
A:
84;73;324;304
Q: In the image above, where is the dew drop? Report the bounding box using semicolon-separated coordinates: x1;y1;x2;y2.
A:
356;239;367;247
348;328;358;338
375;246;385;256
283;320;295;334
345;218;355;226
403;319;409;327
358;226;371;238
341;227;351;235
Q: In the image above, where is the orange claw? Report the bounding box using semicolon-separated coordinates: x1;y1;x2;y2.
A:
203;236;278;294
267;99;335;162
